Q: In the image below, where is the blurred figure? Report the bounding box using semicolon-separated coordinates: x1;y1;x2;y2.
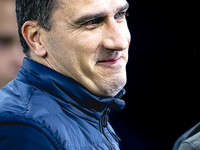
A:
0;0;24;88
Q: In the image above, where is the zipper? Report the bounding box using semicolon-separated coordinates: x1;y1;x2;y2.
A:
107;127;121;143
100;109;114;150
99;90;125;149
117;89;126;99
100;108;121;150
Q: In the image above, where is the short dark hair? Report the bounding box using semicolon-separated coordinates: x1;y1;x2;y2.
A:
15;0;61;58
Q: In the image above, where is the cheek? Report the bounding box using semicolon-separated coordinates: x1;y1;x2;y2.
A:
48;26;103;76
72;33;102;68
75;44;98;76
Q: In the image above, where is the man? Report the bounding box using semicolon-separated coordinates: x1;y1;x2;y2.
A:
0;0;131;149
0;0;24;89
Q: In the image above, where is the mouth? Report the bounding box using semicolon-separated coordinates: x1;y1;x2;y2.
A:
97;56;122;65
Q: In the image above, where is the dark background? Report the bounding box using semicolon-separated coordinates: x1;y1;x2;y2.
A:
110;0;199;149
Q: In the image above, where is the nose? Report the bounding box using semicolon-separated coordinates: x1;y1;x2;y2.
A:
102;20;130;51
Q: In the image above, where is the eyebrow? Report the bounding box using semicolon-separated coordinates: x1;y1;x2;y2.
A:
73;2;129;25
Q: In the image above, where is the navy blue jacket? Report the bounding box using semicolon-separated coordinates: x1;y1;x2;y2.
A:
0;58;126;150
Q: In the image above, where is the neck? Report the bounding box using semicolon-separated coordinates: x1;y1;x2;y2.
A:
29;53;57;72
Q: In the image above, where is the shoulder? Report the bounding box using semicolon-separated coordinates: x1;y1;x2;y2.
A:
0;78;62;120
0;122;56;150
173;123;200;150
0;81;64;149
0;79;35;118
179;132;200;150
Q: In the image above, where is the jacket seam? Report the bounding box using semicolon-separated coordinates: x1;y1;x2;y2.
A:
0;116;62;150
14;86;63;150
23;89;36;118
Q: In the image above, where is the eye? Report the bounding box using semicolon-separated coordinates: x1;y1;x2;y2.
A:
85;17;104;25
83;17;104;29
114;11;129;20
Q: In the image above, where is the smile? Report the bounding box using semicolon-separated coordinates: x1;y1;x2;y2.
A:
97;56;123;66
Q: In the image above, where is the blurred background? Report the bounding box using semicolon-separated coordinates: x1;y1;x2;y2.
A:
110;0;199;149
0;0;199;149
0;0;24;89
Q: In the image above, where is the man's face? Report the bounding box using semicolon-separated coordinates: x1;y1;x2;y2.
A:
0;0;24;88
42;0;131;96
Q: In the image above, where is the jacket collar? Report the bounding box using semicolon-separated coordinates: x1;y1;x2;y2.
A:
17;58;126;123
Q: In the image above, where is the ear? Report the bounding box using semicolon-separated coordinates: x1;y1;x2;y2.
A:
22;21;46;57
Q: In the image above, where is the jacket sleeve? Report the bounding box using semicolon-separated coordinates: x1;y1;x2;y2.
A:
0;123;56;150
178;131;200;150
172;123;200;150
178;142;196;150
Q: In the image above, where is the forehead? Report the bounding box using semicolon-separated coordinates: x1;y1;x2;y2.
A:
62;0;126;7
57;0;128;19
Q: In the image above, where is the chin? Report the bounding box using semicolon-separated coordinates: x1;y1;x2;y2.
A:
85;69;127;97
101;74;127;97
